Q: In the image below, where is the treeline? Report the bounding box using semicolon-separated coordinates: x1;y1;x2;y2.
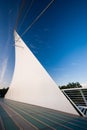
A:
0;88;9;98
59;82;82;89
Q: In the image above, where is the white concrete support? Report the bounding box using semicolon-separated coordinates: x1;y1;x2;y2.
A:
5;31;79;115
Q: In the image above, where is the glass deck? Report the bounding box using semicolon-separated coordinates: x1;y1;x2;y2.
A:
0;99;87;130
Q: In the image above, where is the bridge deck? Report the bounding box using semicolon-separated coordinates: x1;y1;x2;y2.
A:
0;99;87;130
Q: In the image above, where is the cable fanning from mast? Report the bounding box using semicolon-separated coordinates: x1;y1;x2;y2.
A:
15;0;55;44
18;0;35;32
14;0;25;31
21;0;55;37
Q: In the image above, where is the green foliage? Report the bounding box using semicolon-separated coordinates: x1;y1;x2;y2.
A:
0;88;9;98
59;82;82;89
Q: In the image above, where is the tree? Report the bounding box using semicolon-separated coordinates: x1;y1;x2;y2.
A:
60;82;82;89
0;87;9;98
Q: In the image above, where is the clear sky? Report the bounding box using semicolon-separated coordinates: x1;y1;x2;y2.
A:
0;0;87;88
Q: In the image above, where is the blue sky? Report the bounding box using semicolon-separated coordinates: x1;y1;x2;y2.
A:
0;0;87;88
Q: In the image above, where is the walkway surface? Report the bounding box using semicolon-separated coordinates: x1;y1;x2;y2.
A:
0;99;87;130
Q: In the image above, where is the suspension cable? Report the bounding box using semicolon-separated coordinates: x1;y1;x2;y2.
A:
18;0;35;32
14;0;25;30
21;0;55;38
15;0;55;43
